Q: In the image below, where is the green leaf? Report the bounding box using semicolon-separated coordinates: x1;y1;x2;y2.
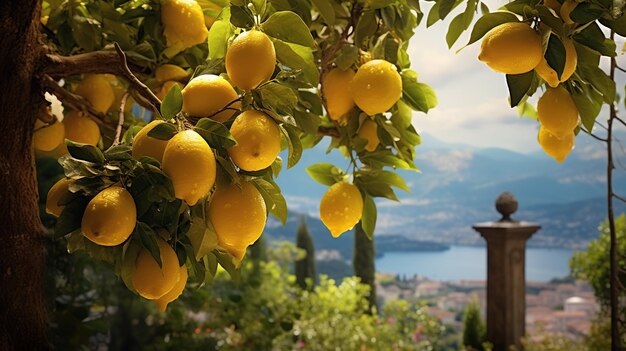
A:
194;118;237;148
545;35;566;80
293;110;321;135
230;5;254;28
120;240;141;292
104;145;132;161
378;170;410;192
147;122;177;140
208;6;234;60
272;39;319;85
187;216;218;261
516;101;538;119
252;178;287;224
426;2;441;27
401;73;438;113
55;196;89;238
361;196;377;240
480;2;490;15
311;0;335;25
261;11;315;47
581;65;616;104
438;0;459;20
136;222;162;267
573;23;617;57
446;13;466;49
257;82;298;113
214;249;241;282
66;140;105;165
160;83;183;119
506;71;535;107
305;163;345;186
250;0;267;14
354;11;377;46
572;87;602;131
279;124;303;168
466;12;519;46
334;45;359;70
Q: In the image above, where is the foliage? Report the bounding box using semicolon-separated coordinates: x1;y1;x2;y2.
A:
461;298;485;351
295;216;316;290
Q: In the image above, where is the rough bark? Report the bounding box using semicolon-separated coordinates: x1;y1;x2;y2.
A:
0;1;49;350
353;223;376;313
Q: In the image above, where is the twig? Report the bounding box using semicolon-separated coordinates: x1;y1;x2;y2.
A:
586;131;608;142
113;92;129;146
318;125;340;138
186;97;243;123
615;116;626;127
613;193;626;203
113;43;161;112
616;64;626;74
40;75;115;130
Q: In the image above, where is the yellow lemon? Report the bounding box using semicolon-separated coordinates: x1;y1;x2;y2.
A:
351;59;402;116
323;68;356;120
320;182;363;238
478;22;543;75
155;64;188;83
535;37;577;87
161;130;216;206
560;0;578;24
34;119;65;152
221;243;247;266
46;178;70;217
357;119;380;152
82;186;137;246
156;81;184;101
161;0;209;50
132;239;181;300
154;265;188;312
538;126;574;163
63;110;101;146
537;86;579;138
132;120;170;164
182;74;240;122
225;30;276;91
74;74;115;113
208;181;267;250
227;110;281;171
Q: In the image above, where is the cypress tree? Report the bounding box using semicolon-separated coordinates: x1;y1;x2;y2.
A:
295;216;316;290
462;298;486;350
353;222;376;313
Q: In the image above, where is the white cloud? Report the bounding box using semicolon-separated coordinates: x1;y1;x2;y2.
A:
415;149;474;174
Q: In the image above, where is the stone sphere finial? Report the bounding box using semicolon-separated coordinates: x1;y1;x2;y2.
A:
495;192;518;221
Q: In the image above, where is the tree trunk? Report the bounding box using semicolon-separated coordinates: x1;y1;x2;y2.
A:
353;223;376;313
0;1;49;350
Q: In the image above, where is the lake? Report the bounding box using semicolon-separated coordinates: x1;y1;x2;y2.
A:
375;245;575;282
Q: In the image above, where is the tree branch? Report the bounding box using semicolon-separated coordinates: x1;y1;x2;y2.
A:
613;192;626;203
114;92;129;146
318;125;340;138
40;75;114;130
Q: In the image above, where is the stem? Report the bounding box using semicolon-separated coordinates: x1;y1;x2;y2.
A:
113;92;129;146
113;43;161;112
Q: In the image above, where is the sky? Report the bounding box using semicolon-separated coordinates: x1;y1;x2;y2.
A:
407;1;626;153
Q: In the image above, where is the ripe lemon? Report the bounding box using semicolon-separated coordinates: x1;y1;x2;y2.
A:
535;38;577;88
63;110;101;146
182;74;240;122
132;120;170;164
537;86;579;138
560;0;578;24
225;30;276;91
208;181;267;250
538;126;574;163
74;74;115;113
320;182;363;238
162;130;216;206
154;265;188;312
478;22;543;75
156;81;184;101
161;0;209;50
227;110;281;171
357;119;380;152
221;243;247;265
46;178;70;217
323;68;356;120
155;64;188;83
34;119;65;152
82;186;137;246
351;59;402;116
132;239;181;300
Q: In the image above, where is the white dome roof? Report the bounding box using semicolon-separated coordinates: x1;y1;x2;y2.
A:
565;296;586;304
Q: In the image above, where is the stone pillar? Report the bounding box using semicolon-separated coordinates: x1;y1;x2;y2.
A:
472;192;540;351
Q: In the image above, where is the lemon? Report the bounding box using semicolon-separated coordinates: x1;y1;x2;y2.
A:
182;74;240;122
156;81;184;101
535;37;577;87
227;110;281;171
225;30;276;91
323;68;356;120
162;130;216;206
63;110;101;146
103;74;132;113
132;120;170;164
132;239;181;300
538;126;574;163
478;22;543;75
74;74;115;113
46;178;70;217
221;243;247;265
155;64;188;83
544;0;561;11
161;0;209;50
208;181;266;249
560;0;578;24
351;59;402;116
82;186;137;246
320;182;363;238
537;86;579;138
34;119;65;152
357;119;380;152
154;265;188;311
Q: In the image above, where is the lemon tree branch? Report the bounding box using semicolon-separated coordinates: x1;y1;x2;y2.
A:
113;92;129;146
